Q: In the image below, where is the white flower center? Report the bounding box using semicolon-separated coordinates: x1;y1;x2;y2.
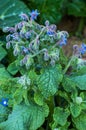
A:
3;101;7;105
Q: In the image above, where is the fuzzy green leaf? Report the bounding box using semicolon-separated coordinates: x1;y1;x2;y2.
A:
62;76;76;92
73;112;86;130
34;92;44;106
7;61;20;75
0;0;30;28
71;75;86;90
52;107;70;128
0;46;7;61
0;103;49;130
0;67;11;78
70;103;81;118
37;65;63;98
0;105;8;123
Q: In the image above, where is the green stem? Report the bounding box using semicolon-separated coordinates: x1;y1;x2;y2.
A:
63;56;75;74
31;48;47;58
30;27;46;45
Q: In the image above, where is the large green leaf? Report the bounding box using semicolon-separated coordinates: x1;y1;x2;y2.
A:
0;104;8;123
0;46;7;61
73;112;86;130
7;61;20;75
0;103;49;130
0;0;30;28
62;76;76;92
51;107;70;129
71;75;86;90
37;65;63;98
0;67;11;78
70;103;81;118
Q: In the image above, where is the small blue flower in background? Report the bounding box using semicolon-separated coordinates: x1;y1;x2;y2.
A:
59;35;67;46
79;43;86;55
29;9;40;20
0;98;8;107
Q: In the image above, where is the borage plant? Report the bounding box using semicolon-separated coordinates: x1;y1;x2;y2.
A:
0;10;86;130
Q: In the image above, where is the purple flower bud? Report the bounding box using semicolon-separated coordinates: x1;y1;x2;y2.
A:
47;30;55;37
21;46;29;54
19;30;25;39
61;31;69;38
73;45;81;58
11;33;19;41
59;35;67;46
3;27;15;33
28;43;33;51
73;45;79;50
8;27;15;33
36;24;41;30
50;59;55;66
45;20;49;26
3;27;10;33
13;46;20;56
29;9;40;20
19;13;28;21
15;24;18;31
22;55;28;64
44;51;50;61
50;25;57;31
6;42;11;49
25;32;31;39
6;34;11;42
17;22;25;30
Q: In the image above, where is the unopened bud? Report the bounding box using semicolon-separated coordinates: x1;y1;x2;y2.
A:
50;59;55;66
44;51;50;61
45;20;49;26
76;97;82;104
6;42;11;49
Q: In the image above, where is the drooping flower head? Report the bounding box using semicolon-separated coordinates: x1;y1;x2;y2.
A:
59;35;67;46
47;25;57;37
0;98;8;107
29;9;40;20
19;13;29;21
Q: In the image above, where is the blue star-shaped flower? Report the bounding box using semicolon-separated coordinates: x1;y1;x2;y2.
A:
0;98;8;107
80;43;86;55
29;9;40;20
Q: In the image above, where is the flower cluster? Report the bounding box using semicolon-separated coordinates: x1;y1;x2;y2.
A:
73;43;86;57
73;43;86;68
17;75;31;89
79;43;86;55
3;10;69;69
